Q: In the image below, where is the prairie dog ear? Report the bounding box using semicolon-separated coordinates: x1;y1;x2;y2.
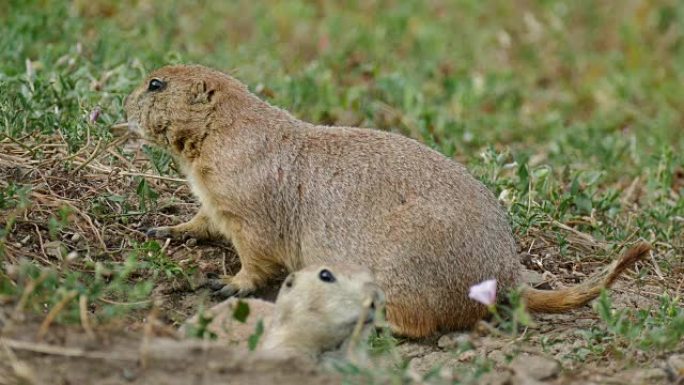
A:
283;273;296;289
274;273;296;302
189;79;216;104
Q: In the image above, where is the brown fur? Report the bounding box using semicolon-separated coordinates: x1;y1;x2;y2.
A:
124;64;649;338
180;264;383;357
522;243;651;312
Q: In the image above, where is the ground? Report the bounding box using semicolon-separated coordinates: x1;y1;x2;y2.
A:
1;1;683;384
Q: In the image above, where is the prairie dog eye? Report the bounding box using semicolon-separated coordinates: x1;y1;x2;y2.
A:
318;269;336;283
148;78;166;92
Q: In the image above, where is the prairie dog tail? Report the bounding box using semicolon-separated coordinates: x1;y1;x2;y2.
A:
522;242;651;313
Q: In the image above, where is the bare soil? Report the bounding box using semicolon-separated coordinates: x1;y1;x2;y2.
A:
0;316;337;385
1;252;677;385
1;137;680;385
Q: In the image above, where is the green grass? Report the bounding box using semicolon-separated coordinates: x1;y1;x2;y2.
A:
1;0;683;382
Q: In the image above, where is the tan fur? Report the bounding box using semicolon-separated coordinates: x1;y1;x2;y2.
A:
147;208;224;241
180;264;383;357
522;242;651;312
124;65;649;338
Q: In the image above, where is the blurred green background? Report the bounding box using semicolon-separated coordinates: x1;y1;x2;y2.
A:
4;0;684;150
1;0;682;245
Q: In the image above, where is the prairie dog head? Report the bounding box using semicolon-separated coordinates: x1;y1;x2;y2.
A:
262;263;385;357
123;65;248;161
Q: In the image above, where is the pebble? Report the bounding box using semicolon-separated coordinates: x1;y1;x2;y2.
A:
408;351;454;375
396;341;433;360
632;368;668;383
509;354;560;381
121;367;137;382
477;371;513;385
668;354;684;380
437;332;472;350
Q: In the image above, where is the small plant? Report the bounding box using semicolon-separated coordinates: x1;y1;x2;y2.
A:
469;279;533;336
184;299;264;350
184;307;218;340
47;205;73;240
142;144;173;175
0;183;31;211
130;240;189;280
0;183;32;258
564;291;684;362
595;290;684;352
232;300;250;323
135;177;159;212
368;327;399;356
248;319;264;351
231;300;266;350
2;256;154;327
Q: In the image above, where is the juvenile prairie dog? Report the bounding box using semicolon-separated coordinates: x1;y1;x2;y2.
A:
180;264;383;357
123;65;651;338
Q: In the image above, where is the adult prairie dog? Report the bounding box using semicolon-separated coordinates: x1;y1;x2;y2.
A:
124;64;651;337
181;264;383;357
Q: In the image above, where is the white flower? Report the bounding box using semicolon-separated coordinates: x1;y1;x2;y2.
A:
468;279;497;306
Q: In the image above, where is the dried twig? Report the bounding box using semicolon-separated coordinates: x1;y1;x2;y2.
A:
159;237;171;254
70;139;103;174
648;249;665;280
67;203;107;252
0;339;37;385
549;220;605;248
0;152;39;167
87;163;186;183
12;271;51;317
140;305;159;369
32;223;51;265
37;290;79;340
79;294;95;339
0;133;36;155
1;338;136;361
31;192;108;252
110;122;129;131
345;296;373;361
97;297;151;306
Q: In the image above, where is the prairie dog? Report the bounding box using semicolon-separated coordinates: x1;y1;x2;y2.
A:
180;264;383;357
123;65;651;337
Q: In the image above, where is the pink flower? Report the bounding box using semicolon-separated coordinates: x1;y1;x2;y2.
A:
89;107;101;123
468;279;497;306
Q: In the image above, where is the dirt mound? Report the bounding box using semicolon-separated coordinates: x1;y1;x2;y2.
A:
0;317;339;385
